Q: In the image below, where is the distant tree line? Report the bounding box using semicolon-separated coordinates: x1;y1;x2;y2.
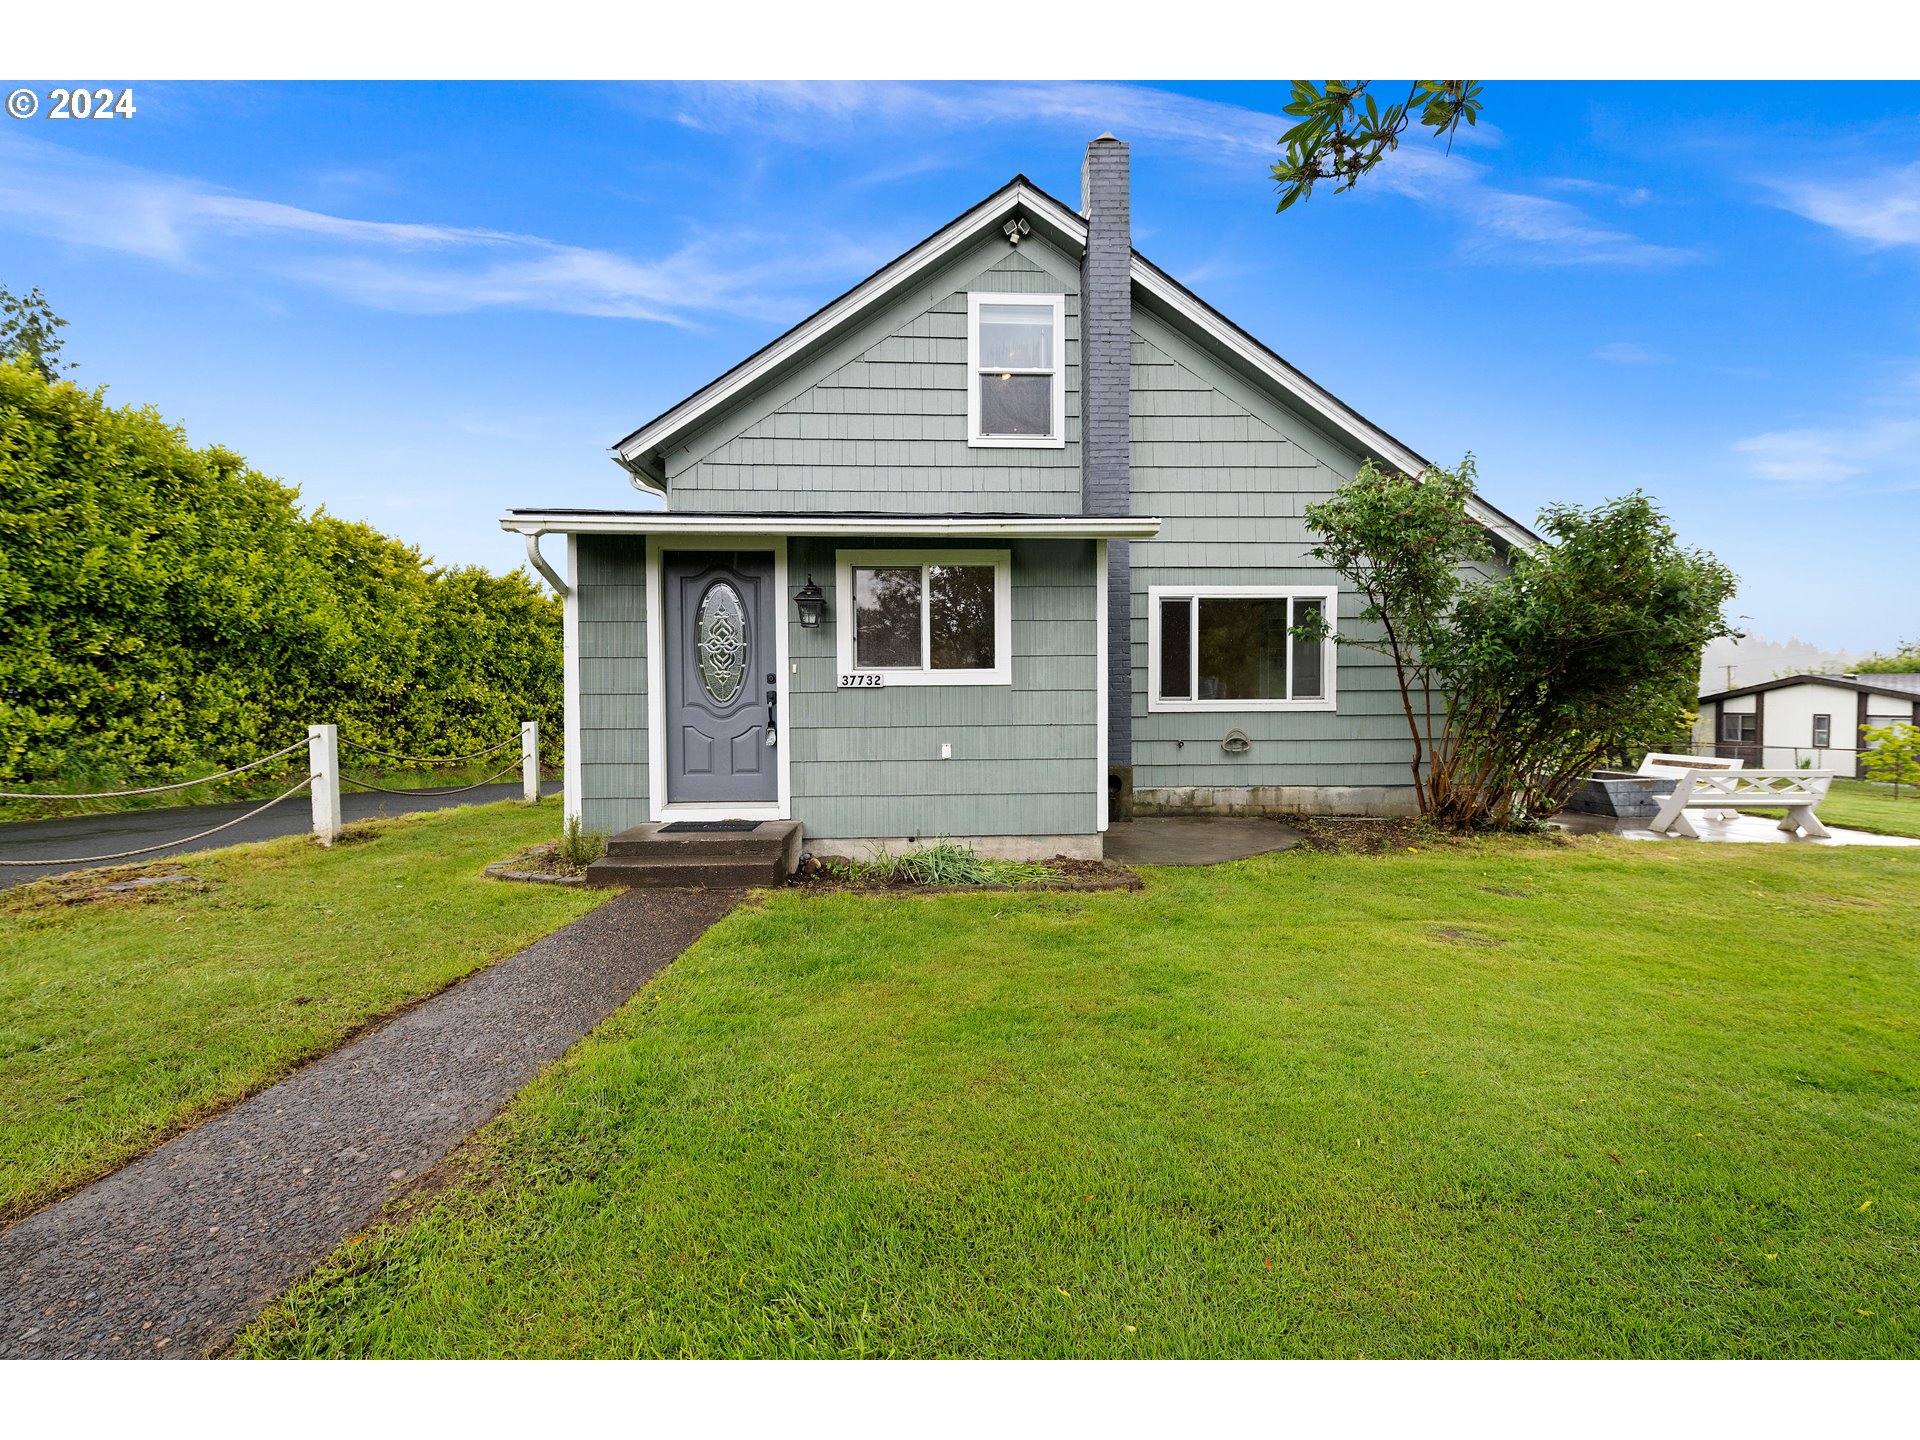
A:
0;351;561;792
1857;640;1920;674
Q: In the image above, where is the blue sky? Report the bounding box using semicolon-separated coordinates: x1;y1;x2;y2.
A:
2;79;1916;650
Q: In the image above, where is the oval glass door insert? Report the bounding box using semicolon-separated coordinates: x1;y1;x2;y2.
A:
695;581;748;704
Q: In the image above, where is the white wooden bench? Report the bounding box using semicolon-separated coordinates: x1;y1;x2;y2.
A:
1637;752;1743;819
1638;751;1742;779
1648;769;1836;840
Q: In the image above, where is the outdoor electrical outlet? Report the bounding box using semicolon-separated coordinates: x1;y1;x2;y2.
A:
941;743;952;760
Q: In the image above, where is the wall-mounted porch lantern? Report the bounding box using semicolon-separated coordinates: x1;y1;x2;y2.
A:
794;575;826;629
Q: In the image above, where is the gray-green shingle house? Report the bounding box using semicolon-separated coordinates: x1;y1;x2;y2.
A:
503;136;1537;858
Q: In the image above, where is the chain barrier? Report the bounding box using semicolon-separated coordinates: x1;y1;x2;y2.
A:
0;775;318;867
339;758;525;798
341;756;526;802
0;739;308;801
337;734;521;766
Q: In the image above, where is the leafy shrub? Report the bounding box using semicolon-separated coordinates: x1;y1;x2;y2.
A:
556;816;607;870
1301;459;1737;828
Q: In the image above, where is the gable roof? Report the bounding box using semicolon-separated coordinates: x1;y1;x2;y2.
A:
612;174;1540;551
1700;671;1920;705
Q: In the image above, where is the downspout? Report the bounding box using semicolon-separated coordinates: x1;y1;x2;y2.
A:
523;532;571;597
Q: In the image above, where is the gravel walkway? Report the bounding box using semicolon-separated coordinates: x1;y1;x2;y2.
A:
0;885;741;1359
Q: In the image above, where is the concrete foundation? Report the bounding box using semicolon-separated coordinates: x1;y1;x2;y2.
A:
809;833;1103;862
1134;784;1419;818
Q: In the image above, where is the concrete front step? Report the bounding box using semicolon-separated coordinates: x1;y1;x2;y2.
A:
587;819;802;890
606;823;788;860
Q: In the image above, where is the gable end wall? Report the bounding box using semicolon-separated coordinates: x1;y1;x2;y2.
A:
1127;311;1437;810
664;238;1082;515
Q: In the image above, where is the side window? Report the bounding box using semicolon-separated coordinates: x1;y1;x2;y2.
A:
1149;588;1336;711
1812;714;1831;748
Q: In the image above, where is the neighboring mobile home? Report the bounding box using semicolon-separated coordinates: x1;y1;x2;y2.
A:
1695;671;1920;776
504;136;1538;858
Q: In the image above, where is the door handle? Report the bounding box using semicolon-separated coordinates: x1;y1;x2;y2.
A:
765;681;778;748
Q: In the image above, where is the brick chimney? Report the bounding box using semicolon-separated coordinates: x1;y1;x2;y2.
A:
1080;134;1134;809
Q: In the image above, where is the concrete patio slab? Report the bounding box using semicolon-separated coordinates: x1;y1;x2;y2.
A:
1549;811;1919;847
1103;816;1302;866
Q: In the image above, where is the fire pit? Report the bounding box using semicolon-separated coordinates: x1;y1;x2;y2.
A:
1563;770;1678;820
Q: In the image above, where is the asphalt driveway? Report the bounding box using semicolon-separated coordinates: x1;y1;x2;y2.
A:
0;781;559;890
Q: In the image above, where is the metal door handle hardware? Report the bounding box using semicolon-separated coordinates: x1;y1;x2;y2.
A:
765;688;778;747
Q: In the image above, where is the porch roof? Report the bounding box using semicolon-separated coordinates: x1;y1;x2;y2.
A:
499;509;1163;540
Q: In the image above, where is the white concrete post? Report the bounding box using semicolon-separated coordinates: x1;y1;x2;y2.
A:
521;720;540;803
308;722;341;846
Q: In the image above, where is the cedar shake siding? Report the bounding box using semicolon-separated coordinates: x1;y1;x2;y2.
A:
664;243;1081;516
1126;314;1423;813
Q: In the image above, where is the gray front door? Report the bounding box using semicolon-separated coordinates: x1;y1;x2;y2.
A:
663;551;777;805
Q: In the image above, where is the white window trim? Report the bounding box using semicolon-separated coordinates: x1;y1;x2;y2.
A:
835;548;1013;687
1146;583;1338;714
965;291;1067;450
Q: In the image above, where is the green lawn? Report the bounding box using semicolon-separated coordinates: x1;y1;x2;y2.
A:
0;801;602;1223
1748;778;1920;839
237;834;1920;1359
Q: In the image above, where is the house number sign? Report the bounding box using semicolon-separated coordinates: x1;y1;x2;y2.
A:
838;673;886;688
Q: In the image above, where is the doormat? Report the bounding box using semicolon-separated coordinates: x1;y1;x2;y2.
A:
658;820;762;833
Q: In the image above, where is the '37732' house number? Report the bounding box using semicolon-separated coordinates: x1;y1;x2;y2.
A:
837;673;885;688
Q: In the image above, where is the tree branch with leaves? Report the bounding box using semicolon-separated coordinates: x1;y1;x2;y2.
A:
1272;81;1483;212
0;286;72;382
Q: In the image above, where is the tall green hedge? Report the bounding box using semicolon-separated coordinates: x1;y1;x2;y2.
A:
0;357;561;789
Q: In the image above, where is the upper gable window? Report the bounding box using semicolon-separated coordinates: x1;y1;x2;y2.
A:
966;292;1067;450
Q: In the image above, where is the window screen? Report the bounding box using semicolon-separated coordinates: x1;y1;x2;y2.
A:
1159;598;1192;700
1290;597;1325;700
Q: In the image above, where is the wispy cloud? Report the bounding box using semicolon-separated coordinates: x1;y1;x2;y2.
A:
1595;341;1669;364
1366;147;1697;267
658;81;1289;158
1767;161;1920;248
1543;176;1653;207
648;81;1697;269
1732;417;1920;488
0;131;878;325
